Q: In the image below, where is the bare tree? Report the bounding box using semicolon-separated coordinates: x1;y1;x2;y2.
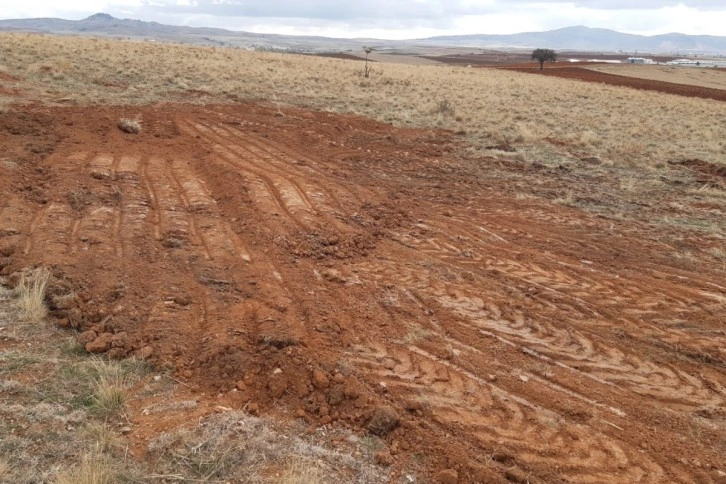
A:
531;48;557;70
363;46;374;78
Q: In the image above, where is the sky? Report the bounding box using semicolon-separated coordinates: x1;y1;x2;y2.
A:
1;1;726;40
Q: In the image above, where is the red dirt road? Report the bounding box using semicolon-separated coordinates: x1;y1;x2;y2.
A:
1;103;725;482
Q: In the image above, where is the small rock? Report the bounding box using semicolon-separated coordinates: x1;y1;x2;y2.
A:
268;374;287;399
85;333;113;353
368;405;400;436
235;380;247;391
120;426;132;435
320;415;332;425
312;369;329;389
173;295;192;306
333;373;345;384
374;451;394;466
437;469;459;484
77;330;98;345
137;345;153;360
247;402;259;415
296;409;306;418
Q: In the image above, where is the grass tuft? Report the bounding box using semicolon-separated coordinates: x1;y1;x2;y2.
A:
16;267;50;323
55;450;113;484
91;365;129;419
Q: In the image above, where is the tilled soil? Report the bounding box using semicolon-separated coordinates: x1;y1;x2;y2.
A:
500;65;726;102
1;103;725;482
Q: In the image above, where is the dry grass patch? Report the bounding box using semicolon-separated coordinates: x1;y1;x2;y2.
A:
1;32;724;169
147;411;389;482
0;459;10;480
282;456;325;484
55;450;115;484
15;267;50;323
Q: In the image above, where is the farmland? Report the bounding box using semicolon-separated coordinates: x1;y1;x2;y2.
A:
1;32;725;482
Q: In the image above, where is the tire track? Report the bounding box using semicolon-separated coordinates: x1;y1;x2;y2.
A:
345;341;665;482
24;203;74;261
358;257;725;412
169;159;252;263
186;121;354;233
183;122;309;232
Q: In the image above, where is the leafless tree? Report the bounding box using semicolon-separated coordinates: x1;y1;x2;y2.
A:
363;46;374;78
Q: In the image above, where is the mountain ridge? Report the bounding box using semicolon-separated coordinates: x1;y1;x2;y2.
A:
1;13;725;54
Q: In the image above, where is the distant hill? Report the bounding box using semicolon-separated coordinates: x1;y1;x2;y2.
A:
1;14;725;54
422;26;726;54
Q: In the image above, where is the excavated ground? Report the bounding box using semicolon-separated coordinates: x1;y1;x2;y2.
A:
1;102;725;482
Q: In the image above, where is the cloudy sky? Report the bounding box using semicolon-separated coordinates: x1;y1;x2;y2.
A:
1;1;725;39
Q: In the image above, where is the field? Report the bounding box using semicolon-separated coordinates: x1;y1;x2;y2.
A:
586;64;726;91
1;32;725;482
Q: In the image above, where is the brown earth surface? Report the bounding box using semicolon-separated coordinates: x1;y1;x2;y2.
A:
1;102;725;482
499;65;726;102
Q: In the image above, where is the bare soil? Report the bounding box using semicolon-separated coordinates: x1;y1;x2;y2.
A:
1;101;725;482
587;64;726;92
499;65;726;102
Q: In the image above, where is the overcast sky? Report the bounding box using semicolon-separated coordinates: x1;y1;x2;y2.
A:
1;1;726;39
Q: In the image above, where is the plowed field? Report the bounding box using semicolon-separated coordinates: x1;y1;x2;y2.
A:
1;103;725;482
500;65;726;102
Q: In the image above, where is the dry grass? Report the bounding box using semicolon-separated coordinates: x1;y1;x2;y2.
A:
55;450;114;484
0;459;10;480
282;456;325;484
15;267;50;322
0;32;723;169
147;411;389;482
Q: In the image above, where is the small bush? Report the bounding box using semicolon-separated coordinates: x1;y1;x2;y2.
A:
16;267;50;323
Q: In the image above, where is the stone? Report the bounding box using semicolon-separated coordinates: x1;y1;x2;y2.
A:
77;330;98;345
85;333;113;353
437;469;459;484
374;451;394;466
312;369;329;389
268;374;288;399
368;405;400;436
137;345;154;359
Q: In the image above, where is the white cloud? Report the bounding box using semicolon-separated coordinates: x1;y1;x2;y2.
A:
1;0;726;37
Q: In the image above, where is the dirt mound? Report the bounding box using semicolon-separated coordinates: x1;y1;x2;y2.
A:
1;103;725;482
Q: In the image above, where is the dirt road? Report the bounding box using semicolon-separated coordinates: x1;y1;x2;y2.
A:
1;103;724;482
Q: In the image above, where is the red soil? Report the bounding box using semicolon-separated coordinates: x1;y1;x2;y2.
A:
1;103;724;482
499;65;726;102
